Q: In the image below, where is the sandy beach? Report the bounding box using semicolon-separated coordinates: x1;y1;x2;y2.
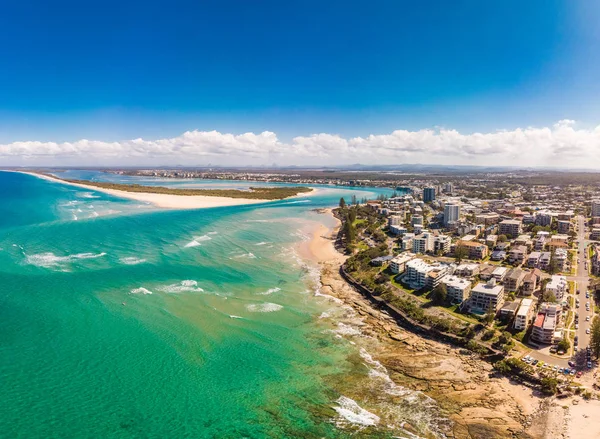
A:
19;171;306;209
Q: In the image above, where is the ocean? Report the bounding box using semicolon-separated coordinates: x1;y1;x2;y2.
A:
0;171;444;438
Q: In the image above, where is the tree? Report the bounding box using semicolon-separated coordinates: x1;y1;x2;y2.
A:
542;291;557;304
498;235;508;243
590;317;600;359
454;245;469;263
351;194;357;205
483;304;496;326
339;197;346;209
348;208;357;224
557;338;571;352
540;377;558;395
431;283;448;305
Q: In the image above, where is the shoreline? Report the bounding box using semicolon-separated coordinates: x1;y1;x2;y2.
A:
305;208;600;439
16;171;313;210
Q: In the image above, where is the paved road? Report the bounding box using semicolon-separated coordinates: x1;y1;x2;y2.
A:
570;215;594;350
527;215;593;369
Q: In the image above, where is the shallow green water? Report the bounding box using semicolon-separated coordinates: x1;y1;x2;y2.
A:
0;171;443;439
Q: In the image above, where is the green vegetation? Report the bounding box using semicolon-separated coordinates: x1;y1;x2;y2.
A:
56;176;313;200
540;377;558;395
591;316;600;359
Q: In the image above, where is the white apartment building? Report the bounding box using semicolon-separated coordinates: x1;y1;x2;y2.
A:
388;215;404;227
469;279;505;314
433;235;451;254
546;275;568;301
389;253;415;274
401;233;415;251
443;203;460;227
412;232;433;254
405;259;435;289
514;298;534;331
441;275;472;304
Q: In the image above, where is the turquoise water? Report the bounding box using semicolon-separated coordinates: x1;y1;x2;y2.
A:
0;171;444;438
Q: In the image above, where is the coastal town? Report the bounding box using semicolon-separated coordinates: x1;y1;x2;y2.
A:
334;176;600;401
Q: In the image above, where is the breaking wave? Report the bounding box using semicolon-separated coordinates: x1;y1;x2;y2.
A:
158;280;204;293
25;252;107;269
332;396;380;427
246;303;283;313
120;257;147;265
130;287;153;295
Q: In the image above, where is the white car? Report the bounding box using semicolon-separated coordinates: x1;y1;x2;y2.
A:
587;316;590;321
576;324;579;329
587;329;591;334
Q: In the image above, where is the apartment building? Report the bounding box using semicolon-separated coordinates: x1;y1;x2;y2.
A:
557;220;571;234
514;298;534;331
508;245;527;265
531;304;562;344
443;203;460;227
441;275;472;304
412;232;433;254
469;279;505;314
389;253;415;274
527;251;541;268
456;240;488;260
499;219;522;238
504;268;526;292
546;275;568;301
433;235;451;254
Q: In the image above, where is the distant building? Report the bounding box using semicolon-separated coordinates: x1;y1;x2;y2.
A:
388;215;404;227
557;220;571;234
475;213;500;225
527;251;541;268
412;232;433;254
508;245;527;265
490;250;506;261
469;279;505;314
522;270;541;295
492;266;509;282
592;200;600;218
423;187;436;203
591;228;600;241
454;263;480;277
443;203;460;227
499;220;522;238
412;215;423;226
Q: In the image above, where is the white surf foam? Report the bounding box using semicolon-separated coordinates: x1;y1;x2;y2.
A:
246;303;283;313
257;287;281;295
120;257;147;265
130;287;153;295
25;252;107;269
254;241;269;246
184;240;202;248
184;234;212;248
232;252;256;259
158;280;204;293
332;396;380;427
229;315;243;319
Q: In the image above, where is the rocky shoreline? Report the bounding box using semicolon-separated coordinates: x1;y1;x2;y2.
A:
312;210;567;439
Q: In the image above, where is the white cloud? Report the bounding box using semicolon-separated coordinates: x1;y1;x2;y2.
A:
1;120;600;168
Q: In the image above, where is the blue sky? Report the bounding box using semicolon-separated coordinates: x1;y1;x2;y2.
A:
0;0;599;167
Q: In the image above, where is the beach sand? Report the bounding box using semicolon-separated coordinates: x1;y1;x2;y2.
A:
19;171;304;209
297;209;346;265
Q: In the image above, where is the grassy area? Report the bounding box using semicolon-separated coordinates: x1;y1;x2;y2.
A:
49;175;313;200
352;218;367;227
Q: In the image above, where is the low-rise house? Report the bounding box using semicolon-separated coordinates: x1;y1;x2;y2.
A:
514;298;534;331
490;250;506;261
546;239;568;253
469;279;505;314
389;253;416;274
504;268;526;292
441;275;472;304
508;245;527;265
531;304;562;344
370;256;392;267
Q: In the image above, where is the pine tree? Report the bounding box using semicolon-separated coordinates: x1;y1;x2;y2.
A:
590;317;600;359
339;197;346;209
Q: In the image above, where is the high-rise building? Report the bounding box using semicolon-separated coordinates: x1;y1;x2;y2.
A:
592;200;600;217
423;187;436;202
443;203;460;226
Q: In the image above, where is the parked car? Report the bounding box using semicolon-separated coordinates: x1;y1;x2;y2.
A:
587;328;591;334
577;371;583;378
